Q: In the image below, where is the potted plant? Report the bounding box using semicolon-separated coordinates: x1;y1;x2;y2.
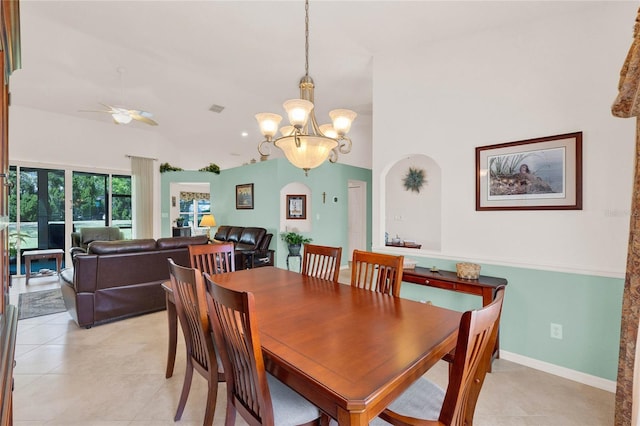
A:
9;231;28;262
280;232;312;256
173;217;186;227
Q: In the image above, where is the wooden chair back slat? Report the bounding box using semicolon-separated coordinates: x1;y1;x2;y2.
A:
301;244;342;283
350;250;404;297
189;242;235;275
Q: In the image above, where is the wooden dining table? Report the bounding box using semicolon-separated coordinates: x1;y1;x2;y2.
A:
205;266;462;426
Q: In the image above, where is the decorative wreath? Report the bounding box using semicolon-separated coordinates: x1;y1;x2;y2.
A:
403;167;426;193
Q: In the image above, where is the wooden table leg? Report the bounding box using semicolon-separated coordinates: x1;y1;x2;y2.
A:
55;254;62;276
165;293;177;378
25;257;31;285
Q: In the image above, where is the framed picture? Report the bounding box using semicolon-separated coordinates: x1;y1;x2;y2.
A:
286;194;306;219
236;183;254;210
476;132;582;211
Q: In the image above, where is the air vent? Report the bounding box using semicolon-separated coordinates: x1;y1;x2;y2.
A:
209;104;225;113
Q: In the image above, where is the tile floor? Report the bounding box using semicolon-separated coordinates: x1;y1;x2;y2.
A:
10;272;614;425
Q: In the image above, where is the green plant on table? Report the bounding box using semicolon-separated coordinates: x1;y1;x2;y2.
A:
280;232;312;246
9;231;29;258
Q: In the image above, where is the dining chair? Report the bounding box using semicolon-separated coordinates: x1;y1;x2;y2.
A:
301;243;343;283
168;258;219;426
375;286;506;426
164;243;235;379
204;273;323;426
189;242;235;274
350;250;404;297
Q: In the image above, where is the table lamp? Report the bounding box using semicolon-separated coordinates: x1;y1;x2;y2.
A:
199;214;216;239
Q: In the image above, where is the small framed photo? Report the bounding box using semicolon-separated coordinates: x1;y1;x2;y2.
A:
286;194;306;219
236;183;254;210
476;132;582;211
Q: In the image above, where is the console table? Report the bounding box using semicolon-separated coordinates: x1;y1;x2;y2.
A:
172;226;191;237
402;266;507;361
23;248;64;284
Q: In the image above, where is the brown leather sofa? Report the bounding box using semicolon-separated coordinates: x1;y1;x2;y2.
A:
213;226;274;269
60;235;208;328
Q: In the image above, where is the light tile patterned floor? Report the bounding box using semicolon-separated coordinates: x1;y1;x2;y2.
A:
10;272;614;425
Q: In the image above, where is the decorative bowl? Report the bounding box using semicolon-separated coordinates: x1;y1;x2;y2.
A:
456;262;480;279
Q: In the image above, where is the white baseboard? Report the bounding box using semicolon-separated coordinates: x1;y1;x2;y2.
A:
500;350;616;393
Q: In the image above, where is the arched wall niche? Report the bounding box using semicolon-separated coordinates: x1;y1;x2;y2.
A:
384;154;441;251
280;182;311;233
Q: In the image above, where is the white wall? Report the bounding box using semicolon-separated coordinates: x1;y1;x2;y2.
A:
9;106;174;237
373;2;636;276
385;155;441;250
280;182;312;233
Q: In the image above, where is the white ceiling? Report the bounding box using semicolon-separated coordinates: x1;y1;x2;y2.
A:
10;1;597;169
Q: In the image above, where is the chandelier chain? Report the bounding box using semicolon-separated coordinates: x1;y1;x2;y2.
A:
304;0;309;77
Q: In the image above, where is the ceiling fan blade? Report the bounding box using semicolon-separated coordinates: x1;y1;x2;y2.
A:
99;103;120;113
79;109;112;113
129;111;158;126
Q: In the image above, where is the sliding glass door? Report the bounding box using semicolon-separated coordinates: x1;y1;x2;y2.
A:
9;166;132;275
9;166;65;274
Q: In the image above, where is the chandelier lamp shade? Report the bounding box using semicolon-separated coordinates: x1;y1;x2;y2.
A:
255;0;357;176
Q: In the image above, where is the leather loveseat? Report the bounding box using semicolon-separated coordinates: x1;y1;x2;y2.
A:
213;226;274;269
61;235;208;328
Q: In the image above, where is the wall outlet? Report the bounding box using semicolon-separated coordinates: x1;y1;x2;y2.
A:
550;323;563;340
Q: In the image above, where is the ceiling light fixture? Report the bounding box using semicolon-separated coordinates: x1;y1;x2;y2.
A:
255;0;356;176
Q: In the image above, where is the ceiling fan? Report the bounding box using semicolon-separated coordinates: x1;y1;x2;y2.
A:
81;67;158;126
86;103;158;126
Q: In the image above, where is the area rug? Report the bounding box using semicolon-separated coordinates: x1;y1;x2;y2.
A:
17;288;66;320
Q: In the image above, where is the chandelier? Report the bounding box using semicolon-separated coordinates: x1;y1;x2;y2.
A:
255;0;357;176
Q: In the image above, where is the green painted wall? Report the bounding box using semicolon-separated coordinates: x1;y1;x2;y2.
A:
398;256;624;381
160;164;621;382
160;158;372;269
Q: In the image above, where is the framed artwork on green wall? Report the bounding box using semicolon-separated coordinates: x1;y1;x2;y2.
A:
236;183;254;209
286;194;306;219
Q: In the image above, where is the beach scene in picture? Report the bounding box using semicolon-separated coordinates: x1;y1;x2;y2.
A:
488;147;565;200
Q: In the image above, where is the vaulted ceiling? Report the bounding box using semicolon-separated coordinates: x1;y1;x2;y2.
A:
10;1;595;169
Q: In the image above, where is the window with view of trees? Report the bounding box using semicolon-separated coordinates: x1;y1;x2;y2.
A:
72;172;132;238
9;166;132;274
111;175;132;238
8;166;66;274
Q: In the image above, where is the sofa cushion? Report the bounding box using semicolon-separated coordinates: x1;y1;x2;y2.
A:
226;227;244;243
238;227;266;248
88;239;157;254
213;226;232;241
157;235;208;250
80;227;122;245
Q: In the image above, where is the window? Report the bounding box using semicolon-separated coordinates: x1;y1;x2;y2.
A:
72;171;108;226
178;192;210;228
8;166;66;274
9;165;132;275
111;175;132;239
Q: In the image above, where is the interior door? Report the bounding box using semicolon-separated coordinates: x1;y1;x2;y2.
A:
347;180;367;260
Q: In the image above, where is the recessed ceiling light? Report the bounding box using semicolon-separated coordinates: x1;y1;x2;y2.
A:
241;132;249;137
